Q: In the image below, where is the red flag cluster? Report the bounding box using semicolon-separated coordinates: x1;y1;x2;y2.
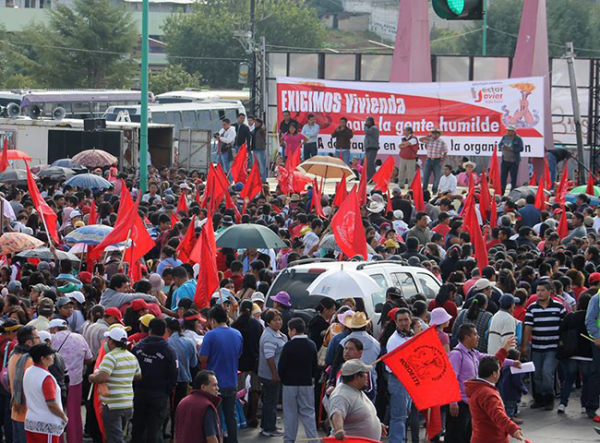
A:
489;146;501;195
330;185;367;260
371;156;395;192
191;218;219;308
411;169;425;212
230;142;248;184
26;164;59;244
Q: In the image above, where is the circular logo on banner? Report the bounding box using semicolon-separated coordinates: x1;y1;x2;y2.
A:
405;345;448;382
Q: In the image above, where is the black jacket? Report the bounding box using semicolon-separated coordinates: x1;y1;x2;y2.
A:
132;335;178;394
278;337;318;386
234;122;251;148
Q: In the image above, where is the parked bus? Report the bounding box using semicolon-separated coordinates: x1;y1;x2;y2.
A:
0;90;146;119
155;90;250;106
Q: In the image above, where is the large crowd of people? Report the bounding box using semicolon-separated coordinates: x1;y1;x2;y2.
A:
0;116;598;443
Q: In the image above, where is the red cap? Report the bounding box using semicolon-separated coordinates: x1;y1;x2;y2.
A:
388;307;400;321
553;208;563;215
131;299;149;311
104;307;123;323
183;313;207;322
79;271;92;285
590;272;600;284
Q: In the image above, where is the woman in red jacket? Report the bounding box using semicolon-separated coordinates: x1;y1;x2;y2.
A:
465;356;526;443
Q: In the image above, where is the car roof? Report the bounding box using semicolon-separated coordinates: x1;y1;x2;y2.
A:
285;261;432;276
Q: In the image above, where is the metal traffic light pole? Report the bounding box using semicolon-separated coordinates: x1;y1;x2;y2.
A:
482;0;487;56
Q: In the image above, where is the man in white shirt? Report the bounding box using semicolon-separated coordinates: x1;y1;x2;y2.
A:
386;308;413;443
303;219;323;256
438;164;458;195
215;118;236;174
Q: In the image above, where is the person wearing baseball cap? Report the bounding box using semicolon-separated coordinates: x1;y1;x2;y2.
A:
499;124;524;194
127;314;155;348
27;298;55;332
328;359;383;441
89;327;141;443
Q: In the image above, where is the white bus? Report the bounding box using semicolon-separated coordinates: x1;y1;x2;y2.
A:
155;90;250;105
103;101;247;139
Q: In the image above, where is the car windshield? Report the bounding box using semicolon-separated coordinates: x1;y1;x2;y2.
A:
266;270;325;310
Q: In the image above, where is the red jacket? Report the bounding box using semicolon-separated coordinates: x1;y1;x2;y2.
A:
465;378;520;443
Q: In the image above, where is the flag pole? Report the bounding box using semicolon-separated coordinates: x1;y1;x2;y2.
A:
119;229;133;271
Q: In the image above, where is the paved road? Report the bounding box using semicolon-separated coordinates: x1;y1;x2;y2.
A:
238;390;599;443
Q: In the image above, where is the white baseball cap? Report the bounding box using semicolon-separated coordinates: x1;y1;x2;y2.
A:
67;291;85;304
104;328;128;343
49;319;68;329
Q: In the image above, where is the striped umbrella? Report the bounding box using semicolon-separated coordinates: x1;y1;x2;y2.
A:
72;149;117;168
64;224;114;245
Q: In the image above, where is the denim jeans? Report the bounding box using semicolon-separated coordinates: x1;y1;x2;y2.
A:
0;393;12;443
219;152;231;175
500;160;519;195
445;401;471;443
254;149;268;183
365;148;378;180
388;375;412;443
260;377;281;432
335;149;351;165
11;421;25;443
560;359;592;407
504;400;518;418
547;151;557;187
219;386;238;443
591;346;600;412
423;158;442;194
131;389;169;443
531;350;558;398
102;406;133;443
303;142;317;160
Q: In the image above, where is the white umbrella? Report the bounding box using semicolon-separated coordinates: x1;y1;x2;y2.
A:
68;242;127;255
306;267;381;300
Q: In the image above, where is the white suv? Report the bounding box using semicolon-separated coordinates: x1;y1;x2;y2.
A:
265;259;442;335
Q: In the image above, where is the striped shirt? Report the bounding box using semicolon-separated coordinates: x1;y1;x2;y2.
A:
524;299;566;351
98;347;141;410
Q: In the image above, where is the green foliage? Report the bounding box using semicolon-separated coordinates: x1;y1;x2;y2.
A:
163;0;325;88
430;25;463;55
149;64;202;95
306;0;344;18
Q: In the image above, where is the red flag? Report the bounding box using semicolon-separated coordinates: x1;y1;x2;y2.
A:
586;171;596;196
292;171;312;195
277;166;291;195
89;196;140;260
425;407;442;441
381;326;461;410
0;138;8;173
177;215;197;263
240;158;263;202
358;156;368;207
479;171;491;221
171;213;178;227
311;179;326;219
555;165;570;207
202;165;227;215
371;156;395;192
123;212;155;278
88;200;97;225
528;171;538;186
490;194;498;229
193;218;219;308
230;142;248;184
195;186;202;205
176;192;188;214
489;145;501;195
333;174;348;208
117;179;134;225
557;206;569;239
534;174;546;211
467;198;489;268
330;185;368;260
411;169;425;212
26;164;59;244
386;190;393;214
543;157;552;189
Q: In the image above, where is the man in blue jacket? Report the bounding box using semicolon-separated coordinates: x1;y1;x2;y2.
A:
499;125;524;195
131;318;179;443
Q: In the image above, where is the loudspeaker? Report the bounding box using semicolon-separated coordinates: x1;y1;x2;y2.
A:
52;107;66;121
27;105;42;120
6;103;21;118
84;118;107;132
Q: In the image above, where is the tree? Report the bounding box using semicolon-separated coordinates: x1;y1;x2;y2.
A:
306;0;343;18
163;0;325;89
149;64;202;95
13;0;138;88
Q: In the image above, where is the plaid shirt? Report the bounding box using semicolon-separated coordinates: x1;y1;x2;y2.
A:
423;137;448;158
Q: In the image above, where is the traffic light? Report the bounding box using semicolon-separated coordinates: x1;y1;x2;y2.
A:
432;0;484;20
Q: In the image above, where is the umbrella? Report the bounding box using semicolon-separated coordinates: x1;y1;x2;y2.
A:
37;166;76;180
64;224;115;245
17;247;80;262
215;224;286;249
297;156;355;180
6;150;32;162
507;185;550;202
0;169;32;186
72;149;118;168
0;233;44;254
64;173;112;189
68;242;126;254
306;266;382;300
52;159;77;168
571;185;600;197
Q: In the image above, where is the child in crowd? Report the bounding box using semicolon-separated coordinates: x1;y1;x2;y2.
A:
499;348;528;425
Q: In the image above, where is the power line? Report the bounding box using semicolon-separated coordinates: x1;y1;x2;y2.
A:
487;27;600;55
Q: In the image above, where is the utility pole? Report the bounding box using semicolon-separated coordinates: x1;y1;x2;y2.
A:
482;0;488;56
249;0;256;116
566;42;586;183
139;0;149;193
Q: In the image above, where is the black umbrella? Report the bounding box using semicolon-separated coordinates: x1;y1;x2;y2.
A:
0;169;31;186
37;166;76;180
215;224;286;249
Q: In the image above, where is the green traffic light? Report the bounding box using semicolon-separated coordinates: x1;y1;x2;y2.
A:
447;0;465;14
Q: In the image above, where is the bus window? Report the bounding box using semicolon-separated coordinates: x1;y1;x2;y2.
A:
182;111;196;129
196;110;211;130
225;108;237;122
166;111;182;134
72;102;91;118
152;112;168;124
210;110;221;132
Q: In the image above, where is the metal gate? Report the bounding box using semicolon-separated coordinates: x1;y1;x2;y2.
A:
178;129;212;174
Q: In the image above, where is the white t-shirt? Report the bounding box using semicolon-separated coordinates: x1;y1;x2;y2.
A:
438;174;458;194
